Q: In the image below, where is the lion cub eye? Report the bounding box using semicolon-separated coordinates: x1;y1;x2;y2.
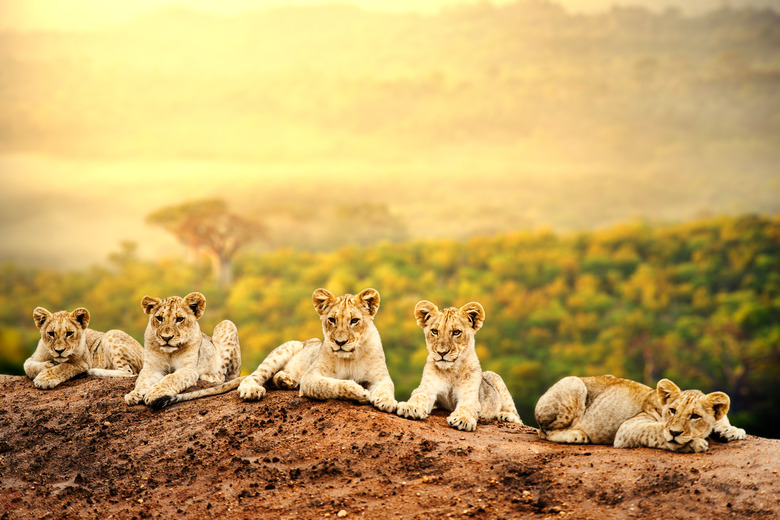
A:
155;316;163;323
430;329;439;336
175;317;185;323
65;331;74;338
47;331;55;338
452;330;462;337
328;317;337;325
668;408;676;416
350;318;360;325
690;413;701;420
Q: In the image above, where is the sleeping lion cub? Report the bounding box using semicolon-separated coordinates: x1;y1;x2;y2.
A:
125;292;242;410
535;375;747;452
396;300;522;431
238;288;397;412
24;307;143;389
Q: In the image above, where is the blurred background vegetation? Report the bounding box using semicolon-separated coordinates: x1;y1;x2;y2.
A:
1;1;778;437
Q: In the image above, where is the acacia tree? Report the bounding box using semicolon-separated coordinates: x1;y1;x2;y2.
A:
147;199;266;287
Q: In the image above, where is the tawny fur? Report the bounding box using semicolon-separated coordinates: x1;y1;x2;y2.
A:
396;300;522;432
535;375;747;453
24;307;143;389
238;288;397;413
125;292;242;410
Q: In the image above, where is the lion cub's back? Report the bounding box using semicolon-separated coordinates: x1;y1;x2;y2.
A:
579;376;653;444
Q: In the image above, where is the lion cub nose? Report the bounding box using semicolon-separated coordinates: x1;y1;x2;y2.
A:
161;333;174;342
334;339;348;347
436;347;450;356
669;428;683;438
54;347;65;354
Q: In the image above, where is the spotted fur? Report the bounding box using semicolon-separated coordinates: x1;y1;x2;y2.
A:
238;288;397;413
535;376;747;452
24;307;143;389
125;292;242;410
396;300;522;431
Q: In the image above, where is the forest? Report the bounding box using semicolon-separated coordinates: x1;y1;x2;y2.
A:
1;214;778;438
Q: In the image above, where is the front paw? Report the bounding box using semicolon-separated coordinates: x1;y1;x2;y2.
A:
498;411;523;425
447;409;478;432
272;371;298;390
720;427;747;442
125;390;144;405
396;401;428;420
143;388;173;407
370;392;398;413
238;379;267;401
673;438;708;453
33;372;63;390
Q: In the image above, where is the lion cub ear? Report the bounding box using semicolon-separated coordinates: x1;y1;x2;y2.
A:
355;288;380;317
656;379;681;405
460;302;485;332
33;307;52;330
184;292;207;319
141;296;161;316
704;391;730;421
312;288;336;316
71;308;90;330
414;300;439;328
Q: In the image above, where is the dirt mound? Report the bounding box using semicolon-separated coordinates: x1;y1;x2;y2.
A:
0;375;778;519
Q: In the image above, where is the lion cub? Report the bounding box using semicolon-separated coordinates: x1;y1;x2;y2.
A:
125;292;242;410
24;307;143;389
238;288;397;412
396;300;522;431
535;375;747;453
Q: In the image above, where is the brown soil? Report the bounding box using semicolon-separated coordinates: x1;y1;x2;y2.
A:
0;374;778;520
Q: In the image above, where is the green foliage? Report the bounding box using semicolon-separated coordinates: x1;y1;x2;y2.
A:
1;215;779;438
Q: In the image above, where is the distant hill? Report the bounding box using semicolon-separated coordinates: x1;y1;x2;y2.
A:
0;1;778;268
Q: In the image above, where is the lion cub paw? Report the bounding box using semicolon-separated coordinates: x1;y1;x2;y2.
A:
396;401;429;420
143;388;173;407
719;426;747;442
498;411;523;424
33;372;62;390
447;410;478;432
125;391;144;406
370;393;398;413
238;379;267;401
687;438;709;453
272;371;298;390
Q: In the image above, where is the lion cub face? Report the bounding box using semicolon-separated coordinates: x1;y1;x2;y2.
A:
414;301;485;370
141;292;206;352
657;379;730;446
33;307;90;362
312;288;380;358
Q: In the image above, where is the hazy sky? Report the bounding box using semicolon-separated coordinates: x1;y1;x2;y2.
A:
0;0;731;31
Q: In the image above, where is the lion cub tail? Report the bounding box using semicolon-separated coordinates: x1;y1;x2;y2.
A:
148;376;246;411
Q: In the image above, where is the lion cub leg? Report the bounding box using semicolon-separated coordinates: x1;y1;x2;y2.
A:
125;367;165;405
396;376;440;420
208;320;241;383
534;376;590;443
33;362;86;390
239;340;310;401
711;415;747;442
480;371;523;424
299;371;370;404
